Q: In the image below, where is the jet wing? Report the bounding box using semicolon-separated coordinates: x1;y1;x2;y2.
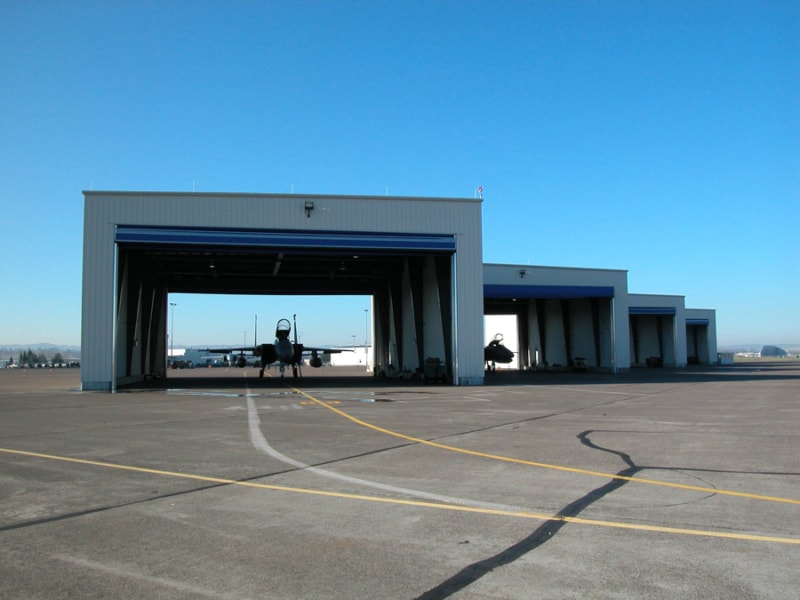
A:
205;346;254;354
205;345;277;358
301;346;352;354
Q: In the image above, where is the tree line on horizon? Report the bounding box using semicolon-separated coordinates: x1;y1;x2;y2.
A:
7;349;77;368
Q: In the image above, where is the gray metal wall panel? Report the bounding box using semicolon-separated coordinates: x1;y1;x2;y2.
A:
81;196;117;389
86;192;478;235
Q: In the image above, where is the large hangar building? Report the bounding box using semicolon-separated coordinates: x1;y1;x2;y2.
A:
81;191;717;391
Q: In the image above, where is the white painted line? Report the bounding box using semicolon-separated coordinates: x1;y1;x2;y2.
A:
246;396;530;513
53;555;250;600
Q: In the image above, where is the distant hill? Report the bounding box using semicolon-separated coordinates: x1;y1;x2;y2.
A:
0;344;81;357
719;343;800;354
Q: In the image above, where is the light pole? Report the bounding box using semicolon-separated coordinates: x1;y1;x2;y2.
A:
169;302;177;361
364;307;369;372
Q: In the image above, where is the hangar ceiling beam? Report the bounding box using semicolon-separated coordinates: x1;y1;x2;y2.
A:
435;256;454;377
536;299;547;366
561;299;573;367
389;276;404;372
591;298;602;367
518;305;530;369
409;257;425;371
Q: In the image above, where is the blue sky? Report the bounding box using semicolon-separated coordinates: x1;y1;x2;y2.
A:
1;1;797;348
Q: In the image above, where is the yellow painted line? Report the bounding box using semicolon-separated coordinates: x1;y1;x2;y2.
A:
290;386;800;506
1;447;798;545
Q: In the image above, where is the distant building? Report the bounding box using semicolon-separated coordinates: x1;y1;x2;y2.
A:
717;352;735;365
330;346;372;370
760;345;788;358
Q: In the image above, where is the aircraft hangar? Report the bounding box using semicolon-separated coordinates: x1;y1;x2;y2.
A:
483;268;717;371
81;191;717;391
483;264;630;371
81;191;484;391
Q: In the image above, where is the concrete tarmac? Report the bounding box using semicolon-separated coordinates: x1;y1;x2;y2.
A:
1;363;799;599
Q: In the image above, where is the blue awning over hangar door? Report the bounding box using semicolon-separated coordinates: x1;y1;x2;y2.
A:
686;318;709;325
484;284;615;299
115;226;456;253
629;307;677;316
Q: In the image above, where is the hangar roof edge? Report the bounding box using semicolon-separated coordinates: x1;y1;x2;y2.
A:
82;190;481;204
628;292;686;300
483;262;627;274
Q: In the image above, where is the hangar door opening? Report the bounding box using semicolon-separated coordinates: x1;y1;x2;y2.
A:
686;319;710;365
484;285;616;371
113;225;456;385
629;307;677;367
484;314;520;370
166;293;374;372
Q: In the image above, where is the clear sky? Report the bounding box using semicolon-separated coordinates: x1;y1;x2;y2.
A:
1;1;797;348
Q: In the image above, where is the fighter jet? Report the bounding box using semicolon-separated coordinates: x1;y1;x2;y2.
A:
208;315;348;380
484;333;514;371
